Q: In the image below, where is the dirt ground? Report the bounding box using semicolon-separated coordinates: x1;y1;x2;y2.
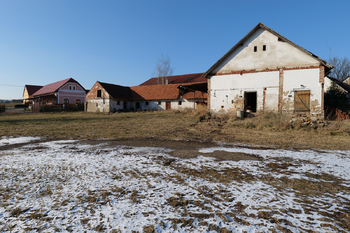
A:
1;137;350;232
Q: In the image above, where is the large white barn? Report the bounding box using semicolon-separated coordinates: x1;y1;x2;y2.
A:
203;23;333;117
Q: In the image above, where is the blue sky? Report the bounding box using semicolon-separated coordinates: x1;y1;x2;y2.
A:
0;0;349;99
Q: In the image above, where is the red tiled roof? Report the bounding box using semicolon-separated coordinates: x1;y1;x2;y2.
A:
130;84;180;101
33;78;84;96
183;90;208;100
140;73;206;86
94;80;207;101
24;85;43;95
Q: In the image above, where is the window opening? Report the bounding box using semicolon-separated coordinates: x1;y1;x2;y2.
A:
254;46;257;52
263;45;266;51
145;101;149;106
178;101;182;105
64;98;70;104
75;99;81;104
97;90;102;98
158;101;161;105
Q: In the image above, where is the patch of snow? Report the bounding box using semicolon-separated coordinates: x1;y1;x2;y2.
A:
0;137;349;232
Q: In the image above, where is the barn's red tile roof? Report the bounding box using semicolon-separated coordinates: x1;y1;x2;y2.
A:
130;84;180;100
33;78;84;96
182;90;207;100
24;85;43;95
140;73;206;86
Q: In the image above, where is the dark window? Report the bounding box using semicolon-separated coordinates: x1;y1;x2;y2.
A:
263;45;266;51
178;101;182;105
158;101;161;105
254;46;257;52
145;101;149;106
64;98;69;104
97;90;102;98
117;101;120;105
75;99;81;104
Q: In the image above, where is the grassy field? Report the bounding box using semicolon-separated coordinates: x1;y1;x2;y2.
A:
0;110;350;150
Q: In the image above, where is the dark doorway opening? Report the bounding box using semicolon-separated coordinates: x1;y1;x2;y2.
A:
123;101;127;111
135;102;140;110
245;92;257;112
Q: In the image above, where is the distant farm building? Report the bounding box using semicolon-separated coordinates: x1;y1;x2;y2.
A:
85;73;207;112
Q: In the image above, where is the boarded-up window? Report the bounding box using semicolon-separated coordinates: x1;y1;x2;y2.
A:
294;90;310;113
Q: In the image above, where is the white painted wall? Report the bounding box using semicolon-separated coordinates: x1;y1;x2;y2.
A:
209;71;279;112
86;99;110;112
324;76;333;92
132;99;197;111
213;29;320;73
282;68;322;113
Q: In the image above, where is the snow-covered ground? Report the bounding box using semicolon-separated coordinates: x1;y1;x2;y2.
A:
0;137;349;232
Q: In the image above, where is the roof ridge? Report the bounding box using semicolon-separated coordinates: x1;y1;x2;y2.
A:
203;23;333;77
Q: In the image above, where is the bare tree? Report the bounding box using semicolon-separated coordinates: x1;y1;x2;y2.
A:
153;54;174;84
327;56;350;82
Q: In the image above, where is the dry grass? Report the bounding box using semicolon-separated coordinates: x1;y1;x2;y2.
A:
0;111;350;150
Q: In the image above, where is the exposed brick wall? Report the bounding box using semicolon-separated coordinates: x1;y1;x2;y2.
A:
320;66;325;111
86;82;109;100
278;68;284;112
212;65;322;76
207;77;211;110
263;88;266;111
319;66;324;83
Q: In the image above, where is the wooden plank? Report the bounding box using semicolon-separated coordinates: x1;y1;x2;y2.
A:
294;90;310;112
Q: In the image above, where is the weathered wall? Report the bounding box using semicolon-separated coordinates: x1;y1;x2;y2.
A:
86;82;110;99
209;71;279;112
131;99;197;111
86;99;110;112
282;68;322;114
209;67;323;115
213;29;320;74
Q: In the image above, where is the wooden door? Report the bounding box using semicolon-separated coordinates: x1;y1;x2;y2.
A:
294;90;310;113
166;101;171;110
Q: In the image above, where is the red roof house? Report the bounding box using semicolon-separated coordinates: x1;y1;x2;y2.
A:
32;78;86;105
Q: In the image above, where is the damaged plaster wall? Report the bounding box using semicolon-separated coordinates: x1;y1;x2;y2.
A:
209;71;279;112
282;68;322;114
86;99;110;112
213;28;320;74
